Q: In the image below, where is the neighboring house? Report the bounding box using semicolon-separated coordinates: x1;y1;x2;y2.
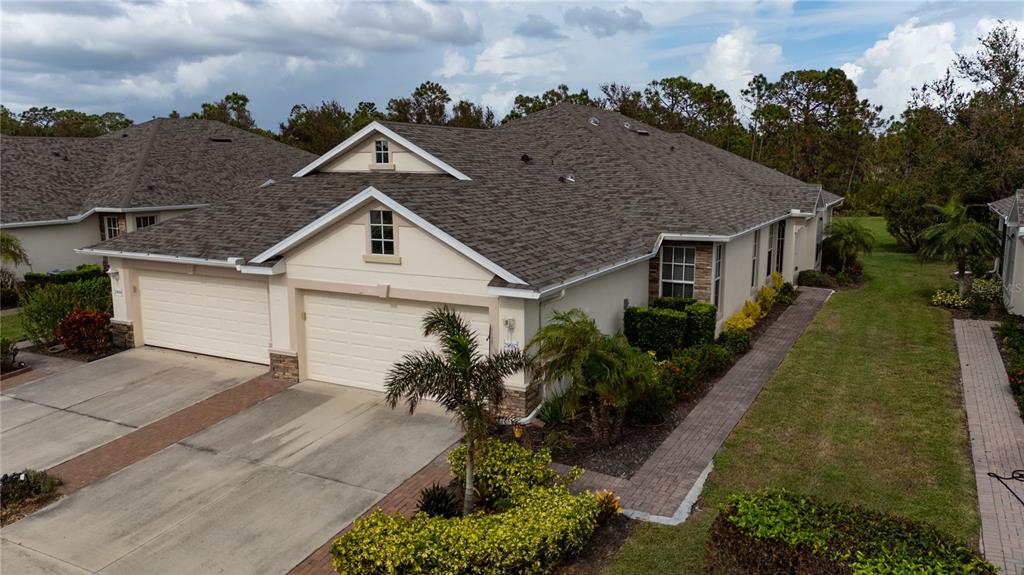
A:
989;190;1024;314
0;119;316;277
80;104;841;417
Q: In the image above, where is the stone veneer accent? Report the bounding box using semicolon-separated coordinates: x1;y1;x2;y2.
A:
270;351;300;383
109;319;135;349
648;241;714;303
499;383;541;419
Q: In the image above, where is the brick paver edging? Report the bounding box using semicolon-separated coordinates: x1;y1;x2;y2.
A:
47;373;296;494
954;320;1024;574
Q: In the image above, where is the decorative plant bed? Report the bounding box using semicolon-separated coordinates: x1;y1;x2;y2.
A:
24;343;122;363
554;513;637;574
1;470;63;526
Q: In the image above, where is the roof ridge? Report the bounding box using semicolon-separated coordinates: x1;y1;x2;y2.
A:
117;118;161;208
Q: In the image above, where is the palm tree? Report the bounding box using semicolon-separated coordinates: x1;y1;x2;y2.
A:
918;197;1000;296
824;219;875;272
528;309;653;445
0;231;29;291
385;306;527;515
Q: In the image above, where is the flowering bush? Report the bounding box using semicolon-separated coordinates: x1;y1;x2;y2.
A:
972;277;1002;303
56;309;111;353
930;288;972;309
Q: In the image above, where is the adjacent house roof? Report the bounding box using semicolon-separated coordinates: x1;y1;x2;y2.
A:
990;193;1017;219
83;104;843;292
1;119;316;226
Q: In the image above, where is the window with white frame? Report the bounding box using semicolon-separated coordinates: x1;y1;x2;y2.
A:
374;139;390;164
661;246;695;298
135;215;156;229
766;224;775;278
103;216;120;240
369;209;395;255
775;220;786;273
751;229;761;287
713;244;724;308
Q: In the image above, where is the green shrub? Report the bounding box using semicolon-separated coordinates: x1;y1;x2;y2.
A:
1;469;62;506
776;282;796;305
56;309;111;354
718;328;752;355
1000;316;1024;355
972;276;1001;303
684;302;716;345
416;483;459;518
0;288;17;308
660;357;700;399
931;288;972;309
623;307;687;360
448;438;572;509
20;278;111;346
331;485;603;575
22;264;104;288
660;344;734;399
628;375;675;423
0;338;19;371
705;489;996;575
537;392;575;426
650;296;696;312
755;285;777;314
797;269;838;288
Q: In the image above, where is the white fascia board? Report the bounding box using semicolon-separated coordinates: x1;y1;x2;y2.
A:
250;186;527;286
74;248;237;268
291;122;471;181
236;260;285;275
488;286;541;300
1;204;208;229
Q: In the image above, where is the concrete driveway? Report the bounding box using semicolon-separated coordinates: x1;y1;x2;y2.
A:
1;347;265;474
2;381;461;575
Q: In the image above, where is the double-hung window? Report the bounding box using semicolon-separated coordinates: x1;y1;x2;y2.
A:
713;244;724;308
766;224;775;278
135;215;156;229
661;246;695;298
374;139;390;164
775;220;786;273
751;230;761;287
369;210;395;255
103;216;120;240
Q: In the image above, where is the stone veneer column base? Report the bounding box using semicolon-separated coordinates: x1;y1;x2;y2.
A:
498;383;542;419
109;320;135;349
270;351;299;383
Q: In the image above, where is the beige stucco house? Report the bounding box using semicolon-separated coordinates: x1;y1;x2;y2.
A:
0;119;314;277
81;104;840;417
990;190;1024;314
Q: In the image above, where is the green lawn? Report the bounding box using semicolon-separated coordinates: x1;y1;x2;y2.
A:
606;217;979;573
0;313;26;342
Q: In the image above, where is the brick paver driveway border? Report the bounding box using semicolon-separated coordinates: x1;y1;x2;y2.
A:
955;319;1024;574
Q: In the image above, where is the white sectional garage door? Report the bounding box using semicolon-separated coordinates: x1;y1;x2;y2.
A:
138;271;270;364
303;292;490;391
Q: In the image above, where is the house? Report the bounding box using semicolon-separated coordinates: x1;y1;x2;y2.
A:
79;104;841;417
989;190;1024;314
0;119;316;277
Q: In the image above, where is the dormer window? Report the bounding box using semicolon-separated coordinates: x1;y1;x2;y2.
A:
374;139;390;164
369;210;395;255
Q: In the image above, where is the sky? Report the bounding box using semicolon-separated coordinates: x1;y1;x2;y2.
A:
1;1;1022;131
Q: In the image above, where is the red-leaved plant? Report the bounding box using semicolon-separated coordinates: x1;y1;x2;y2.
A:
56;309;111;354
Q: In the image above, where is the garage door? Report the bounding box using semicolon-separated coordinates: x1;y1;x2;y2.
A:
138;271;270;364
303;292;491;391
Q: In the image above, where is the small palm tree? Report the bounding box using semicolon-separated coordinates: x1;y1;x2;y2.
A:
528;309;652;445
918;197;1000;296
0;231;29;291
385;306;527;515
824;219;875;272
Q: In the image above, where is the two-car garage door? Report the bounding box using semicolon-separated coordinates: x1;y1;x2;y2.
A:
138;271;271;364
303;292;490;392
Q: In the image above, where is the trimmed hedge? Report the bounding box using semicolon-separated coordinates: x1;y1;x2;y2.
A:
650;296;696;312
22;264;104;288
624;306;687;360
797;269;838;289
717;328;752;355
706;489;996;575
651;298;717;346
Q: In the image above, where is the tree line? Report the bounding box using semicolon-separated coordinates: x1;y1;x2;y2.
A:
3;22;1020;251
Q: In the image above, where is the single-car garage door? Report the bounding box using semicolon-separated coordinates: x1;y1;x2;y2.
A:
138;271;270;364
303;292;490;391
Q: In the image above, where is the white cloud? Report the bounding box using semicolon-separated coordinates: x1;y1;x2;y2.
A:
472;38;566;82
435;49;469;78
692;26;781;105
174;55;243;96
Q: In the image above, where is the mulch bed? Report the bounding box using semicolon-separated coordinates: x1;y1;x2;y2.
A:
949;303;1006;322
23;344;122;363
555;513;637;574
502;295;797;479
1;493;62;526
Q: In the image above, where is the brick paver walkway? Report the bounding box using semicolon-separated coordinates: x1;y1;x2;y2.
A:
955;319;1024;574
47;372;296;494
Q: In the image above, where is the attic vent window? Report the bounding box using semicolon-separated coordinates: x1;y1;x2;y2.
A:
375;139;390;164
210;137;232;142
589;117;600;126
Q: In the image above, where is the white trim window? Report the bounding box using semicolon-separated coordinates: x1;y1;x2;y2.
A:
766;224;775;278
775;220;786;273
103;215;120;240
374;139;390;164
369;209;395;255
751;229;761;287
661;246;696;298
713;244;724;309
135;215;156;229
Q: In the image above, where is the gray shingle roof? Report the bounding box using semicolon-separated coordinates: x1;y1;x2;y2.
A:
86;104;842;291
1;118;316;224
990;194;1016;218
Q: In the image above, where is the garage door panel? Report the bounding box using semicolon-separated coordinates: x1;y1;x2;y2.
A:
139;272;270;364
303;293;490;391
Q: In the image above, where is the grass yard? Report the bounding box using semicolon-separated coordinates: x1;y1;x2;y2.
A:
0;313;26;342
606;217;979;573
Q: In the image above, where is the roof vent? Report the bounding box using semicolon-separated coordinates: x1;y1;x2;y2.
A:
210;137;232;143
623;122;632;130
559;174;576;183
636;129;650;136
589;117;600;126
670;145;675;151
521;153;532;163
121;133;129;138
